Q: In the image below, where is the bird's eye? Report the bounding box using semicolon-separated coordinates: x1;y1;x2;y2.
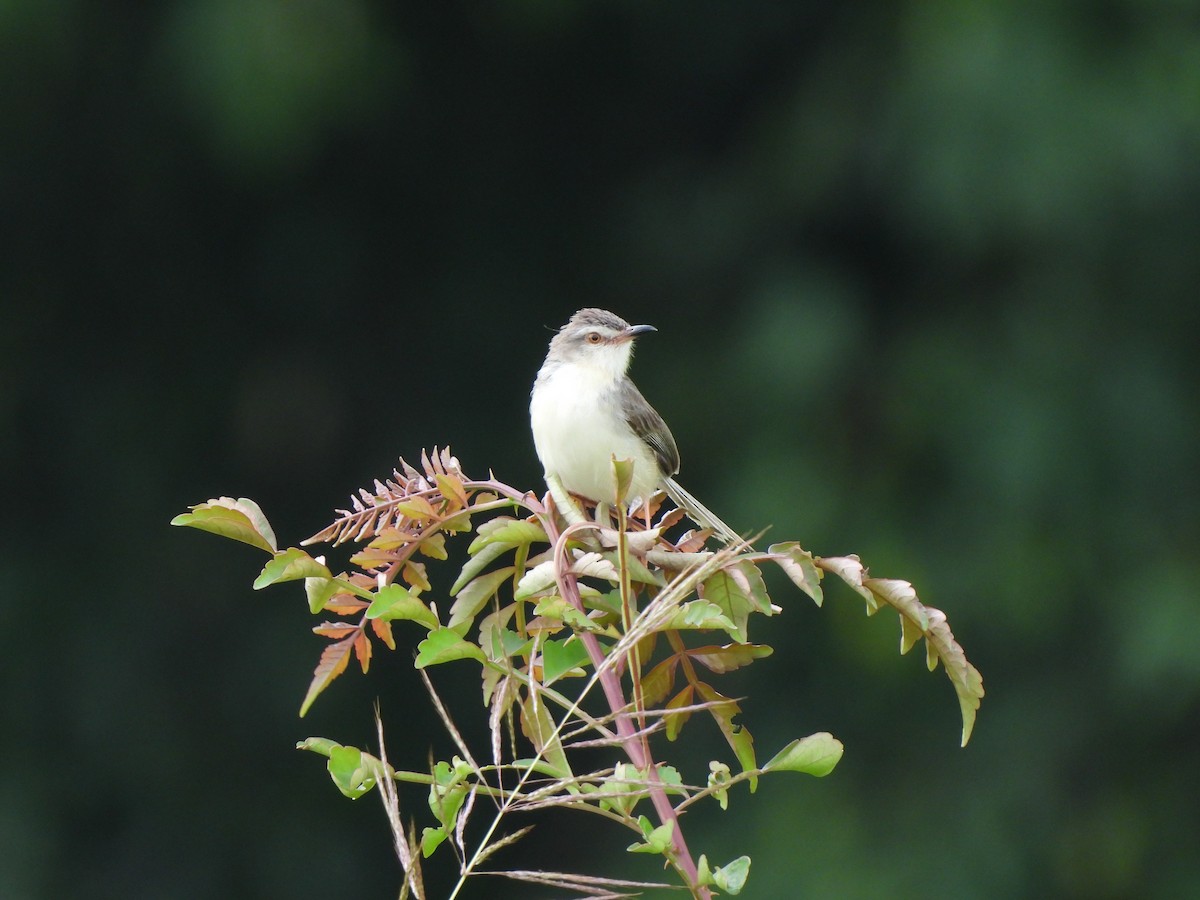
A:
586;332;602;344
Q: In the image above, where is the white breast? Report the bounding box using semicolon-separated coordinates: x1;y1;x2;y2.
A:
530;362;660;504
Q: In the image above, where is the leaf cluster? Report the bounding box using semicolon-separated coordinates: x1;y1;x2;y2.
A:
172;447;983;898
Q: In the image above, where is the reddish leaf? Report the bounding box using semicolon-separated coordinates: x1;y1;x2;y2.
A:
664;685;695;741
354;631;372;674
326;594;369;615
641;656;679;708
369;616;396;651
313;622;358;638
300;634;358;717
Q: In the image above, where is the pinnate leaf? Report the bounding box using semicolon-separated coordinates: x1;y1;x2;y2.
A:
570;552;620;582
818;557;985;746
856;576;984;745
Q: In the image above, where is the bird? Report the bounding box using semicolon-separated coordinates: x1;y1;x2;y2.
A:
530;307;739;543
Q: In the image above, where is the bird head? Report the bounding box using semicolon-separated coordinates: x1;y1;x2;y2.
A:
549;308;657;379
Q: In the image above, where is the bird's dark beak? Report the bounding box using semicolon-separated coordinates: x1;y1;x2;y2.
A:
620;324;657;342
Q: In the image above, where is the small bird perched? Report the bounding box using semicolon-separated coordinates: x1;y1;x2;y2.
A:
530;307;739;543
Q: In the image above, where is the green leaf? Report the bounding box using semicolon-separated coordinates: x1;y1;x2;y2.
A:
514;560;557;600
366;583;439;630
427;760;468;831
627;817;674;855
763;732;844;777
708;761;732;811
295;736;342;758
570;551;620;582
253;547;332;590
518;693;572;778
417;531;448;561
171;497;278;553
701;569;756;642
532;596;603;633
415;628;486;668
541;638;592;683
328;745;376;799
421;826;448;857
731;724;757;791
467;517;547;554
611;456;636;506
600;550;662;586
712;856;751;894
393;496;436;521
304;576;339;614
448;566;514;631
768;541;824;606
664;685;694;741
695;682;755;785
451;540;513;595
434;472;469;509
664;599;737;632
687;643;773;674
641;656;679;708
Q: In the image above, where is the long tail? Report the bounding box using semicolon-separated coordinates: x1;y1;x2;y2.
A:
663;476;742;545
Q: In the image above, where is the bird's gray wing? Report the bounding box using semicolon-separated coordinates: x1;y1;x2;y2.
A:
619;379;680;477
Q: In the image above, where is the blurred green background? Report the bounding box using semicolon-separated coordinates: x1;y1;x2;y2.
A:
4;2;1198;897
